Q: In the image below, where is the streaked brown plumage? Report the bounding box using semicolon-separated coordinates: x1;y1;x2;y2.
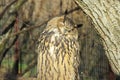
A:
37;16;81;80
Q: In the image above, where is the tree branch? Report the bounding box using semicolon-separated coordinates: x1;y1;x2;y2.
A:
22;59;37;76
0;0;18;20
0;19;26;65
0;36;18;66
1;20;16;35
9;7;81;38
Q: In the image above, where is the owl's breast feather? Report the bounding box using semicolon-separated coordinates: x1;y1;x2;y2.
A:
48;32;60;59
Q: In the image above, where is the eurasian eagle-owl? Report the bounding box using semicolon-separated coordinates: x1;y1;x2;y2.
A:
37;16;82;80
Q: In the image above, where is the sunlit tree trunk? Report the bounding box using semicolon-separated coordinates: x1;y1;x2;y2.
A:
75;0;120;75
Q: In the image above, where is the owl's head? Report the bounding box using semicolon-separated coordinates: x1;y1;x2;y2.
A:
46;16;82;39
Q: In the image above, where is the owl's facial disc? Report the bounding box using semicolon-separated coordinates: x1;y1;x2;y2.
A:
57;17;77;34
46;16;82;39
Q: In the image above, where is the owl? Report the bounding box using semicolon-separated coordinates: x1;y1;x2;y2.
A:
37;16;82;80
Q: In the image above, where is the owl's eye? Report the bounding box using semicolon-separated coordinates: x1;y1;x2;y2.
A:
74;24;83;28
77;24;83;28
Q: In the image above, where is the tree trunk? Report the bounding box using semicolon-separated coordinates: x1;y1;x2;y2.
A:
75;0;120;75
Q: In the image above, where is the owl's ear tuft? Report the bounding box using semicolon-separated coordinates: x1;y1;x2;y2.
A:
63;9;68;23
64;9;68;14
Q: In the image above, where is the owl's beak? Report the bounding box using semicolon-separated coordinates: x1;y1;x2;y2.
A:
75;24;83;28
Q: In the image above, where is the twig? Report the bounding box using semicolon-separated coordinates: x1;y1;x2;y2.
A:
0;36;18;66
0;18;25;66
0;0;18;20
22;60;37;76
61;7;81;15
1;20;16;35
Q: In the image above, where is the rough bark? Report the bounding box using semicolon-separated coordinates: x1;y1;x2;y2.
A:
75;0;120;75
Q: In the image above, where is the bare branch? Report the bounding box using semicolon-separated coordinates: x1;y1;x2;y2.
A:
9;7;81;38
1;20;16;35
22;60;37;76
0;36;18;66
0;0;18;20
